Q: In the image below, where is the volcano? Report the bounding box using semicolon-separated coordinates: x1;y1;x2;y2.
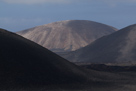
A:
61;24;136;65
17;20;117;52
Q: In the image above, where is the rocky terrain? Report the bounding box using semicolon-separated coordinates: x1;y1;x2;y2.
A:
17;20;117;52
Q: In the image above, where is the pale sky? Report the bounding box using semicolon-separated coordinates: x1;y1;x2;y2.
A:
0;0;136;32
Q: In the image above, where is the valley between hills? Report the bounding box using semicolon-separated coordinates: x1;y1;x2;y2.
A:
0;20;136;91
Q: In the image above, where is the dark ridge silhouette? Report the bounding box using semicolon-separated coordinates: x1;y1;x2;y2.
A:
16;20;117;52
81;64;136;72
60;24;136;65
0;28;90;89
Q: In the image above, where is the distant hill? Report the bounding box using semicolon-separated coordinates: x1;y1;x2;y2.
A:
61;24;136;65
17;20;117;52
0;28;90;90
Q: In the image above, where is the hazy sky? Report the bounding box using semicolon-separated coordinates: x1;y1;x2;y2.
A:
0;0;136;32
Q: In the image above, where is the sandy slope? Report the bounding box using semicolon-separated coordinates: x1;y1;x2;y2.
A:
17;20;117;52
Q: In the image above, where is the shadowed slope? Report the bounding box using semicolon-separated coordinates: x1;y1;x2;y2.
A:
0;28;90;89
61;24;136;64
17;20;117;52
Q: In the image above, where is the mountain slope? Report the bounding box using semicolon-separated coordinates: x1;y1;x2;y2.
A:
0;28;90;89
17;20;117;52
61;24;136;65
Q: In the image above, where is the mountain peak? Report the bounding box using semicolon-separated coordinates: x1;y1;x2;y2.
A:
17;20;117;52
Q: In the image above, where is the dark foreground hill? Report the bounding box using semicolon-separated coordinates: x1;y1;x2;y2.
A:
17;20;117;52
60;24;136;65
0;28;90;90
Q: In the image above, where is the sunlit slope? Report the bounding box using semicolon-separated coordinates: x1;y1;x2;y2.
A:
17;20;117;52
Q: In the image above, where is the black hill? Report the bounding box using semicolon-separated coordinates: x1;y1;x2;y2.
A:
0;28;89;89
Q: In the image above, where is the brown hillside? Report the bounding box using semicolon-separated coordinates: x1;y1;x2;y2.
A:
61;24;136;65
17;20;117;52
